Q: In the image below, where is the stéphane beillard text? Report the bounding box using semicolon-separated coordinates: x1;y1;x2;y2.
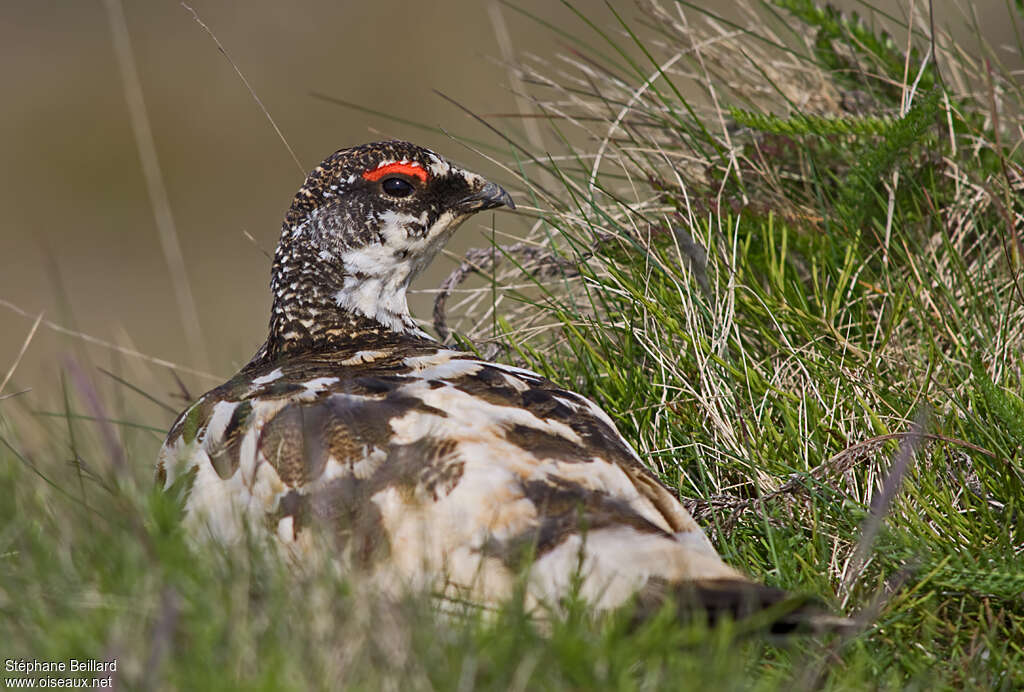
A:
5;659;117;674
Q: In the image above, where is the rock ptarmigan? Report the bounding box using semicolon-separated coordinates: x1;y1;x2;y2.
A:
158;140;837;632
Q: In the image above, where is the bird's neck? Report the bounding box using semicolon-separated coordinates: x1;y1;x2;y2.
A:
264;230;428;360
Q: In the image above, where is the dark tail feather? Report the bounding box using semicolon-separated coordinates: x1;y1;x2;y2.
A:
631;578;855;635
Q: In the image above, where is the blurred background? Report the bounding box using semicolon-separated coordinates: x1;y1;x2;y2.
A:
0;1;1020;413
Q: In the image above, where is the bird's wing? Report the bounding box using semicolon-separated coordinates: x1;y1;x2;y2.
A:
158;346;740;608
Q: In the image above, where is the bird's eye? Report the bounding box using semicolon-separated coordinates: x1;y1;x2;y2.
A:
381;177;415;198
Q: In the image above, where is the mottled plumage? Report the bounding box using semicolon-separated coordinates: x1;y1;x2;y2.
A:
159;141;839;631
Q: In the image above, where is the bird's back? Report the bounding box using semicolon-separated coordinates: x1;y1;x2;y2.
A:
158;333;752;613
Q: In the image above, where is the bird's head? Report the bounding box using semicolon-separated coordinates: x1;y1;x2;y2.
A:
269;141;514;343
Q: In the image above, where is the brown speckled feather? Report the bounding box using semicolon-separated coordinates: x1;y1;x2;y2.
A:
159;339;740;608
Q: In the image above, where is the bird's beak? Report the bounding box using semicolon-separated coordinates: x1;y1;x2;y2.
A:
458;180;515;213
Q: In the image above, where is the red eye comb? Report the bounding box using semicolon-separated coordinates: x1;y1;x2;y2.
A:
362;162;429;183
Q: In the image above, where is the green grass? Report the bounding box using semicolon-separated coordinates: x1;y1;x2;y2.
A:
3;1;1024;688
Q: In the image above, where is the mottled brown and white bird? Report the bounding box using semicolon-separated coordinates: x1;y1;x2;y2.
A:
158;141;833;631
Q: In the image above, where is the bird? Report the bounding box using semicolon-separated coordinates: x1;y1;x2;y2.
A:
157;140;839;632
